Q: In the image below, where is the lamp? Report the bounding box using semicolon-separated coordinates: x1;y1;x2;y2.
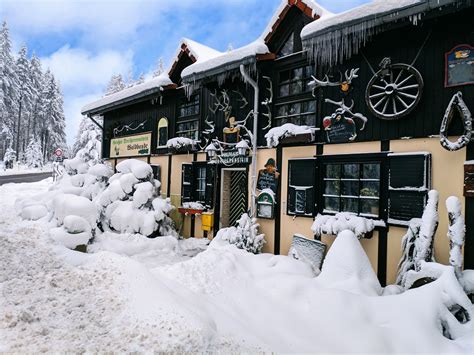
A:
205;142;217;159
236;140;249;156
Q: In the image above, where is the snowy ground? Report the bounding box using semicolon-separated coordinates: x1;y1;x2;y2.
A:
0;162;52;176
1;179;473;352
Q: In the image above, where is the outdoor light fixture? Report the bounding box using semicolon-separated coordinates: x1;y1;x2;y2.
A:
236;140;250;156
205;142;217;158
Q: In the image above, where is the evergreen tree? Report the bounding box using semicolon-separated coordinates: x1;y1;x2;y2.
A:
25;138;43;168
73;115;102;165
136;73;145;85
105;74;125;95
152;57;165;77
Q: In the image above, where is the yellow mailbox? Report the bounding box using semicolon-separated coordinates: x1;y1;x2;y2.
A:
201;212;214;231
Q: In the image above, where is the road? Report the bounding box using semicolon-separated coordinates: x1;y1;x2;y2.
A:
0;172;52;185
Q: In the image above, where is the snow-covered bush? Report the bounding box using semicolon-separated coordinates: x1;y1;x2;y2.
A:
311;212;377;239
215;213;265;254
72;115;102;165
3;147;16;164
96;159;177;238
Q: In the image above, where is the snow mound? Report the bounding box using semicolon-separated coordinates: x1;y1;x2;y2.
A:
116;159;152;180
63;215;91;234
265;123;316;147
20;204;48;221
50;227;91;250
316;230;382;296
312;212;377;238
53;194;98;229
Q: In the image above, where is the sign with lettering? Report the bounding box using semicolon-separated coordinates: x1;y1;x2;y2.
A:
445;44;474;88
110;132;152;158
323;113;357;143
257;170;279;193
464;162;474;197
210;149;250;166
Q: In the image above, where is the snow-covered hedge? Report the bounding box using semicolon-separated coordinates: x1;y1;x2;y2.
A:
311;212;378;239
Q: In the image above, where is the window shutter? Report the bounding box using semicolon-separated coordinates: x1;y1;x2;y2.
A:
181;163;194;203
388;153;431;224
205;165;215;209
287;159;316;216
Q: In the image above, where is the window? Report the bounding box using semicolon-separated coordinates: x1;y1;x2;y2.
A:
277;31;295;58
388;153;431;224
181;163;215;208
287;159;316;216
177;95;200;140
151;164;161;194
157;117;168;147
278;66;313;98
275;99;316;127
323;162;381;218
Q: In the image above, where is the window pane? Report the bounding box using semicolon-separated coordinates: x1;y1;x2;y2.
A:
293;68;303;80
361;199;379;216
324;197;340;212
295;190;306;213
363;163;380;179
304;114;316;127
279;84;289;97
276;105;287;117
289;102;301;115
342;198;358;213
302;100;316;113
342;180;358;196
326;164;340;179
343;164;359;179
305;65;313;78
324;180;340;195
361;181;380;197
290;81;303;95
279;70;290;83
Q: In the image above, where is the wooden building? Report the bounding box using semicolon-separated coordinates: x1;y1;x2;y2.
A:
82;0;474;285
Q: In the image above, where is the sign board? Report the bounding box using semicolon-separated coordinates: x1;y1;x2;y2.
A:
445;44;474;88
257;191;275;219
110;132;152;158
324;115;357;143
54;148;63;157
464;162;474;197
257;169;279;194
210;149;250;166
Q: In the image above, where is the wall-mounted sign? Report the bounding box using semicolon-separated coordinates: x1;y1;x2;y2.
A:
257;191;275;219
257;158;279;194
110;132;152;158
323;113;357;143
445;44;474;88
464;162;474;197
210;149;250;166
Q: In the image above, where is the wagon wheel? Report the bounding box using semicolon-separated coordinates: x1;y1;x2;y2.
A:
365;63;423;120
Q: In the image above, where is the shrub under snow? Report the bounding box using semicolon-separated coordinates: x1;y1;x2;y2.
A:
311;212;377;239
214;213;265;254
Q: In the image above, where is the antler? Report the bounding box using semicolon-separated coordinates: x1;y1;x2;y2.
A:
232;90;248;109
261;76;273;130
325;98;367;130
344;68;359;84
310;74;342;88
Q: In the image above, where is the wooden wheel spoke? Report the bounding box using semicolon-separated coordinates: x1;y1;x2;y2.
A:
397;74;414;87
398;91;417;100
394;69;404;85
392;98;397;115
381;97;390;114
398;84;419;91
373;96;387;109
395;95;409;109
371;84;386;91
369;92;385;99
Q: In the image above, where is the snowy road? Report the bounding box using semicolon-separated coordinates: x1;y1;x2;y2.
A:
0;172;52;185
1;179;473;352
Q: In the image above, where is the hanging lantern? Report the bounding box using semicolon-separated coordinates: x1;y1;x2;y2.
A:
205;142;217;158
236;140;250;156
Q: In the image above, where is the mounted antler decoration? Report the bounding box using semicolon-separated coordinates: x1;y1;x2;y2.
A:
261;76;273;130
199;115;216;150
209;89;232;121
311;68;360;95
323;98;368;143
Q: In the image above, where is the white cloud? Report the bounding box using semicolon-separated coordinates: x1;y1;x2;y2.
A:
40;46;133;94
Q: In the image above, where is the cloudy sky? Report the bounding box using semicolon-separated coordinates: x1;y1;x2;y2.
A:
1;0;369;145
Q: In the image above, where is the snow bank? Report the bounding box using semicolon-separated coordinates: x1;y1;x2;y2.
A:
20;204;48;221
316;230;382;296
311;212;377;239
264;123;316;147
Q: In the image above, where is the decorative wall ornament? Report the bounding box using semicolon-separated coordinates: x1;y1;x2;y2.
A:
365;58;424;120
439;91;472;151
113;119;147;137
198;115;215;150
311;68;359;95
261;76;273;130
323;98;368;143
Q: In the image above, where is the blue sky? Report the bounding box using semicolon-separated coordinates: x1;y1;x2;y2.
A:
1;0;370;145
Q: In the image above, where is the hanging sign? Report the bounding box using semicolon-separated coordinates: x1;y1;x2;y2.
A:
257;158;279;194
257;191;275;219
464;162;474;197
110;132;152;158
445;44;474;88
210;149;250;166
323;113;357;143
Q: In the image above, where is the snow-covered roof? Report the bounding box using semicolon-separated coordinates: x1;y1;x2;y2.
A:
81;74;174;115
301;0;458;66
181;39;270;85
176;38;222;63
261;0;333;42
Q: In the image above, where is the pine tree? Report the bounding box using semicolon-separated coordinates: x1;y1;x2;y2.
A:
105;74;125;95
28;53;44;141
25;138;43;168
152;57;165;77
73;115;102;165
136;73;145;85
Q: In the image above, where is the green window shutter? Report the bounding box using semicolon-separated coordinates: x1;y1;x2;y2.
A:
181;163;194;203
205;165;215;209
287;159;316;216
